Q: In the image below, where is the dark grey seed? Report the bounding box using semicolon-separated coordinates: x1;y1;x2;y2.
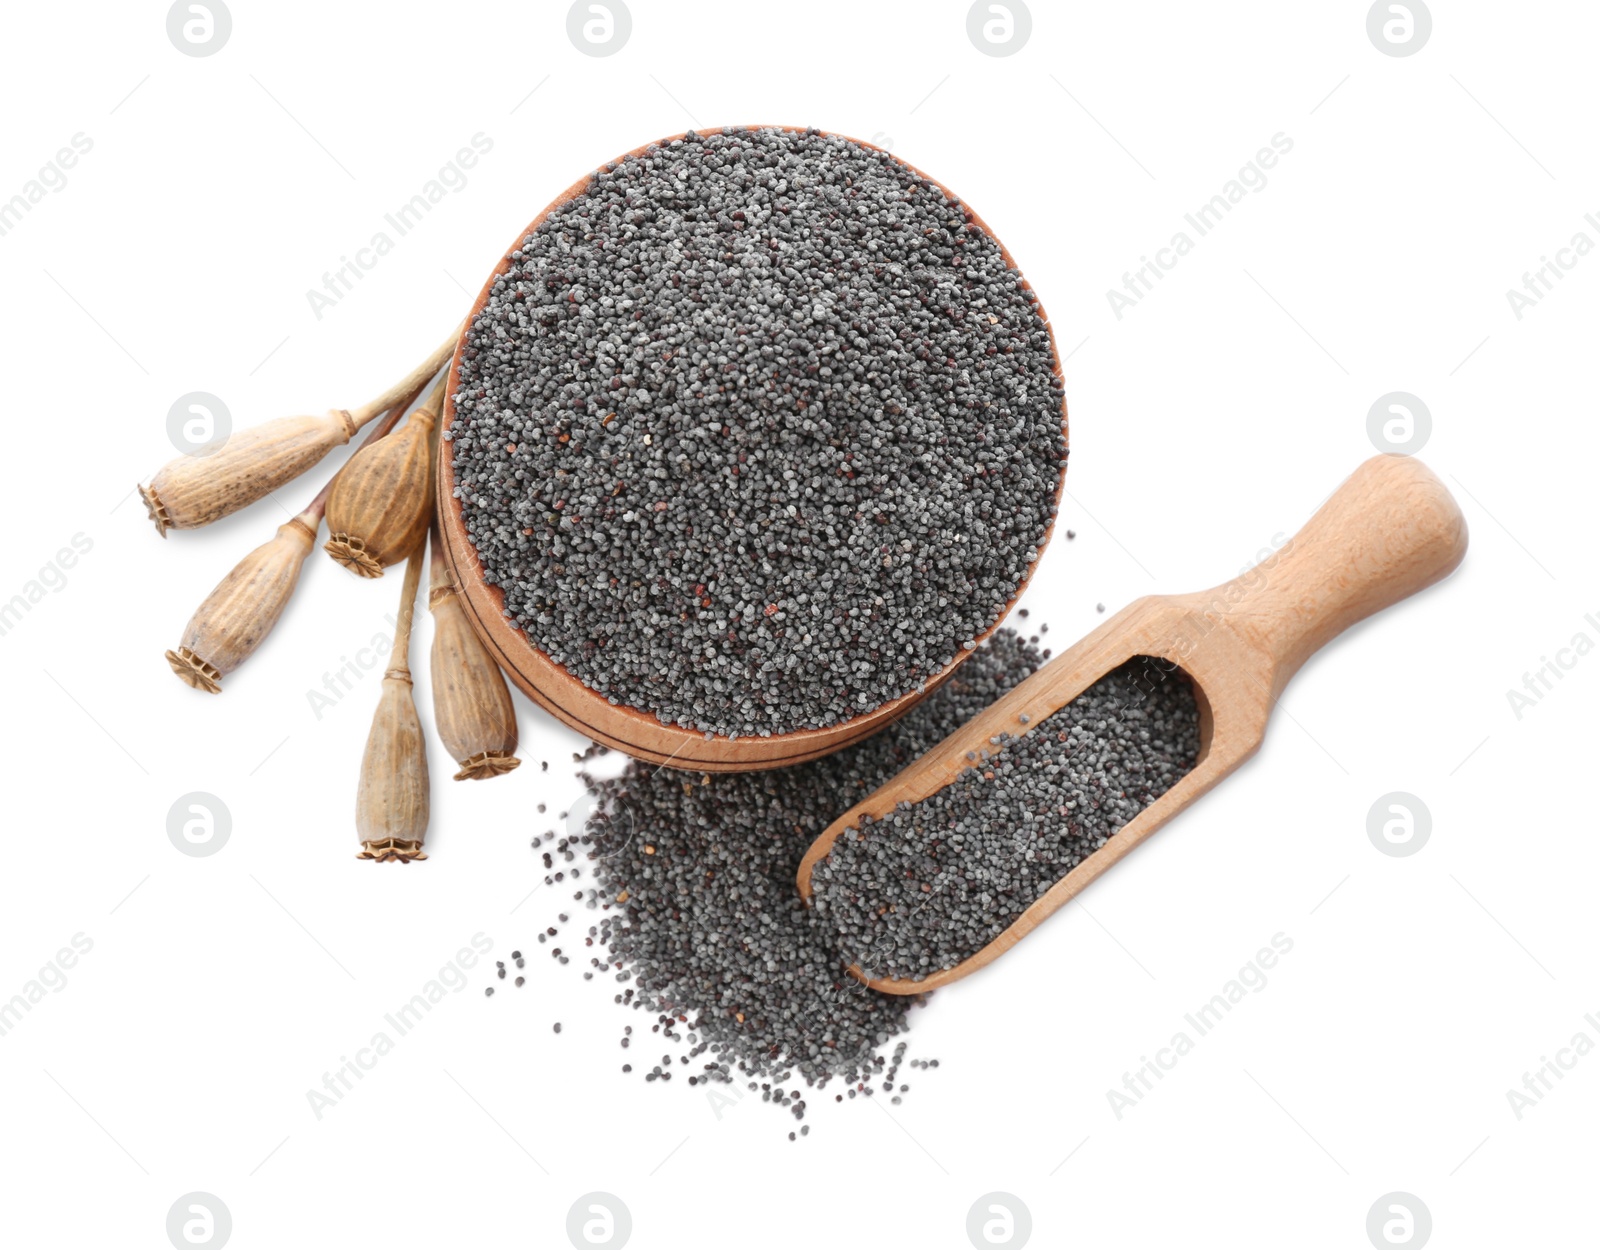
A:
522;630;1041;1104
812;656;1199;978
449;128;1065;738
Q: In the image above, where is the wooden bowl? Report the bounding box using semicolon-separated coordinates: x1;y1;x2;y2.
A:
437;126;1069;771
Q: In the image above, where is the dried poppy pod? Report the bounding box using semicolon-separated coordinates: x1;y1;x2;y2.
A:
162;392;422;692
324;376;445;577
166;506;321;692
138;323;460;536
427;533;520;779
142;411;355;537
357;544;430;862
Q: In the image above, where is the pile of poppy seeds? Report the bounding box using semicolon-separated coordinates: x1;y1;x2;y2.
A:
503;631;1045;1127
811;657;1201;981
448;126;1066;737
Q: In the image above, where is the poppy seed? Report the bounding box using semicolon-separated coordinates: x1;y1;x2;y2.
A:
811;657;1200;979
448;128;1065;738
521;630;1042;1116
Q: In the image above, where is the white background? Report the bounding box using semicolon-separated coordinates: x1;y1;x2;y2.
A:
1;1;1594;1247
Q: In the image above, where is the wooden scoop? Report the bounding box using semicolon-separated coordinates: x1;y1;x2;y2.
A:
797;454;1468;994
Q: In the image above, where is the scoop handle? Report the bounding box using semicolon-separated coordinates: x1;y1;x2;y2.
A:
1193;454;1467;693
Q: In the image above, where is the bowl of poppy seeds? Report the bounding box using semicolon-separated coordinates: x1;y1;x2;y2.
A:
440;126;1068;770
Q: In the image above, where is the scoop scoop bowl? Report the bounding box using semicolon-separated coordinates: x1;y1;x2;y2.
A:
797;453;1469;993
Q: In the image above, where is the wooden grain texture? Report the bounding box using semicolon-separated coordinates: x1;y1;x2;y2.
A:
797;454;1469;993
436;126;1070;771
